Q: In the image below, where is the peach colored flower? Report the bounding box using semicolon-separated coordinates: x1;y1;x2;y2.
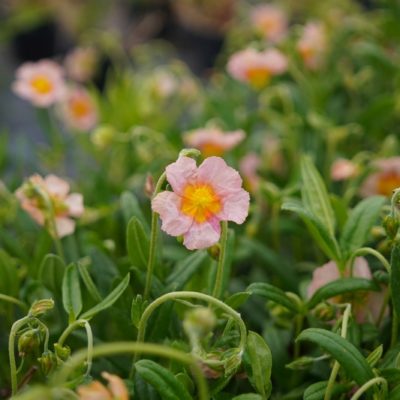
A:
308;258;386;323
250;4;288;43
60;87;98;131
152;156;250;250
77;372;128;400
227;48;288;88
239;153;261;192
65;47;98;83
183;127;245;157
12;60;67;107
297;22;327;70
331;158;358;181
360;157;400;197
15;174;84;238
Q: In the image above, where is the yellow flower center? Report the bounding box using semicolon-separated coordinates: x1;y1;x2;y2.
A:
246;67;270;89
181;183;221;223
30;75;53;95
70;98;90;119
377;172;400;197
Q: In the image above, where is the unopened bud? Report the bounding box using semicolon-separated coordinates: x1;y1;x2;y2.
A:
18;329;41;356
207;243;220;260
145;174;155;198
38;351;57;375
313;303;336;321
383;214;399;239
54;343;71;361
91;125;116;149
29;299;54;317
183;307;216;338
179;148;201;159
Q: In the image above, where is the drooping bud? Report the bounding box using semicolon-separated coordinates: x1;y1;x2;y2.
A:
54;343;71;361
383;214;399;240
179;148;201;159
29;299;54;317
183;307;217;339
18;329;41;356
38;351;57;375
313;302;336;321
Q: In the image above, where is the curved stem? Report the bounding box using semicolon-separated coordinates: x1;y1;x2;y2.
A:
212;221;228;299
350;377;388;400
0;294;28;312
144;171;166;300
9;316;33;396
324;304;351;400
57;319;94;376
133;291;247;372
51;342;209;400
350;247;391;274
34;319;50;353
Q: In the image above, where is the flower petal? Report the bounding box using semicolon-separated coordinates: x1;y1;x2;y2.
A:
165;156;197;195
65;193;84;217
102;372;129;400
218;189;250;224
45;175;70;198
183;219;221;250
307;261;340;298
55;217;75;238
152;191;193;236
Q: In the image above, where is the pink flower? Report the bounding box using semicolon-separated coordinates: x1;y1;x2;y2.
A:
308;258;387;323
239;153;261;192
183;127;245;157
16;174;84;238
297;22;327;70
331;158;358;181
65;47;98;82
60;87;98;131
77;372;128;400
152;156;250;250
227;48;288;88
360;157;400;197
250;4;288;43
12;60;67;107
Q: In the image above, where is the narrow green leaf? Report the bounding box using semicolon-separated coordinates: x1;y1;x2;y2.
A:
77;259;102;303
0;249;19;296
231;394;263;400
120;191;149;230
307;278;379;310
340;196;385;256
62;264;82;322
80;273;130;320
131;294;148;329
127;217;150;270
296;328;375;385
247;283;299;313
366;345;383;368
225;291;251;310
245;331;273;398
39;254;66;294
300;155;335;235
282;200;341;262
135;359;192;400
303;381;350;400
391;242;400;318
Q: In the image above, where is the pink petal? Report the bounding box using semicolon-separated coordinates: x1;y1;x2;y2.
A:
218;189;250;224
44;175;70;198
307;261;340;298
152;191;193;236
197;157;243;196
65;193;84;217
183;219;221;250
351;257;371;279
165;156;198;195
55;217;75;238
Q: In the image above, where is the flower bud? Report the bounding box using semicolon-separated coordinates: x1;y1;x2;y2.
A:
207;243;220;260
313;302;336;321
18;329;41;356
91;125;116;149
183;307;217;339
54;343;71;361
145;174;155;198
38;351;57;375
383;214;399;239
179;148;201;159
29;299;54;317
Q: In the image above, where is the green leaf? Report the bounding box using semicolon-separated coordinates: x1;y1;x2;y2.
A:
80;273;130;320
165;251;208;291
225;291;251;310
282;200;341;262
340;196;385;257
121;191;149;230
127;217;150;270
77;259;102;303
231;394;263;400
247;283;299;313
306;278;379;310
135;359;192;400
296;328;375;385
131;294;148;329
303;381;350;400
245;331;273;398
39;254;66;294
366;345;383;368
62;264;82;322
300;155;335;235
0;249;19;296
391;242;400;318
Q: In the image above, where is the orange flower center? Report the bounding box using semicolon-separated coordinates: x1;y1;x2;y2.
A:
30;75;53;95
377;171;400;196
181;183;221;223
201;143;225;157
246;68;270;88
70;98;90;119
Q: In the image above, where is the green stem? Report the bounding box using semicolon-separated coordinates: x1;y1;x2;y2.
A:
0;294;28;312
132;291;247;374
34;319;50;353
51;342;209;400
350;377;388;400
391;310;398;349
144;172;166;300
57;319;94;376
349;247;391;274
293;314;304;359
9;316;33;396
212;221;228;299
324;304;351;400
